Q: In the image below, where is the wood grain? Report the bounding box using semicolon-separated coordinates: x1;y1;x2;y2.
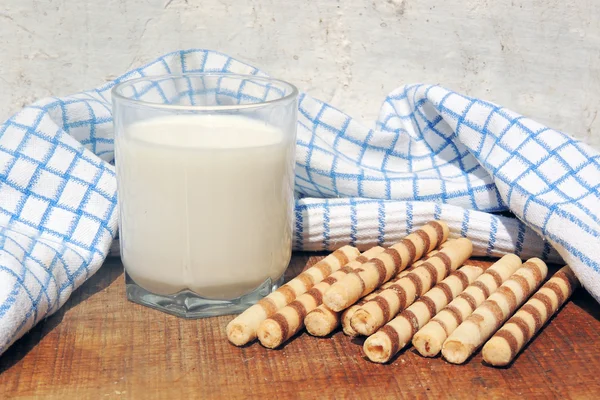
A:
1;255;600;399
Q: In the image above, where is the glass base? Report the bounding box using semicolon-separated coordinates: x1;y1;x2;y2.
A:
125;272;285;319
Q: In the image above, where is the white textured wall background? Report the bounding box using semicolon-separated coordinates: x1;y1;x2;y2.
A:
1;0;599;148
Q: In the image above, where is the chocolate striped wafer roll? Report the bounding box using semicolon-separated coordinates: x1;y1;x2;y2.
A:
304;251;437;338
226;245;360;346
396;250;440;278
442;258;548;364
412;254;522;357
364;265;485;363
257;246;385;348
340;249;442;337
324;221;449;312
350;238;473;336
483;266;579;366
304;304;340;337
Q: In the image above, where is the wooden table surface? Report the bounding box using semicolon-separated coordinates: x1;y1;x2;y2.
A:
1;254;600;399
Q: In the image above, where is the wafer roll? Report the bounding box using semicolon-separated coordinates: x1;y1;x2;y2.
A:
339;251;439;337
364;265;485;363
257;246;385;348
304;251;438;338
324;221;449;312
341;248;446;337
304;304;341;337
412;254;522;357
351;238;473;336
482;266;579;366
341;303;372;337
396;251;439;278
442;258;548;364
226;245;360;346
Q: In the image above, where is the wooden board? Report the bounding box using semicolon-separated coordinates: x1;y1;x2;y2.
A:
1;255;600;399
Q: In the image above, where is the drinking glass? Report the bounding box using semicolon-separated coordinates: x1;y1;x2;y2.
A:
112;73;298;318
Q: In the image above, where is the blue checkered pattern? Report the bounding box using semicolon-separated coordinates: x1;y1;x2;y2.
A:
1;49;599;356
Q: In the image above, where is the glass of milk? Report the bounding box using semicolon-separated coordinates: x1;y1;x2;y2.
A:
112;73;298;318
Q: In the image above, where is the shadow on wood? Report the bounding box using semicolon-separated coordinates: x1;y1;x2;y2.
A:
0;257;122;374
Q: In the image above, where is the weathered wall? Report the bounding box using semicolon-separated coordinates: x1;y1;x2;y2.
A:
1;0;598;147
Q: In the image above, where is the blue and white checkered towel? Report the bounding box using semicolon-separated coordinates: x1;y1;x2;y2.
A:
1;49;598;355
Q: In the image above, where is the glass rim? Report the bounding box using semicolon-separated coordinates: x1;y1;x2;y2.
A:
111;72;299;112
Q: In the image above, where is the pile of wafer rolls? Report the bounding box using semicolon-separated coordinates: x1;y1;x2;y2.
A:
225;220;580;368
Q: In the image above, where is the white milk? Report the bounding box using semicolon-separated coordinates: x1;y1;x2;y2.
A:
115;114;295;299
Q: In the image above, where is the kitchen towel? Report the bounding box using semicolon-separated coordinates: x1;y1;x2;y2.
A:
0;49;598;356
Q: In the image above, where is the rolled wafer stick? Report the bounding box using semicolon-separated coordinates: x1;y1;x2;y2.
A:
304;251;438;338
442;258;548;364
350;238;473;336
226;245;360;346
340;249;443;337
324;221;449;312
257;246;385;348
396;250;440;278
304;304;341;337
412;254;522;357
364;265;485;363
482;266;579;366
